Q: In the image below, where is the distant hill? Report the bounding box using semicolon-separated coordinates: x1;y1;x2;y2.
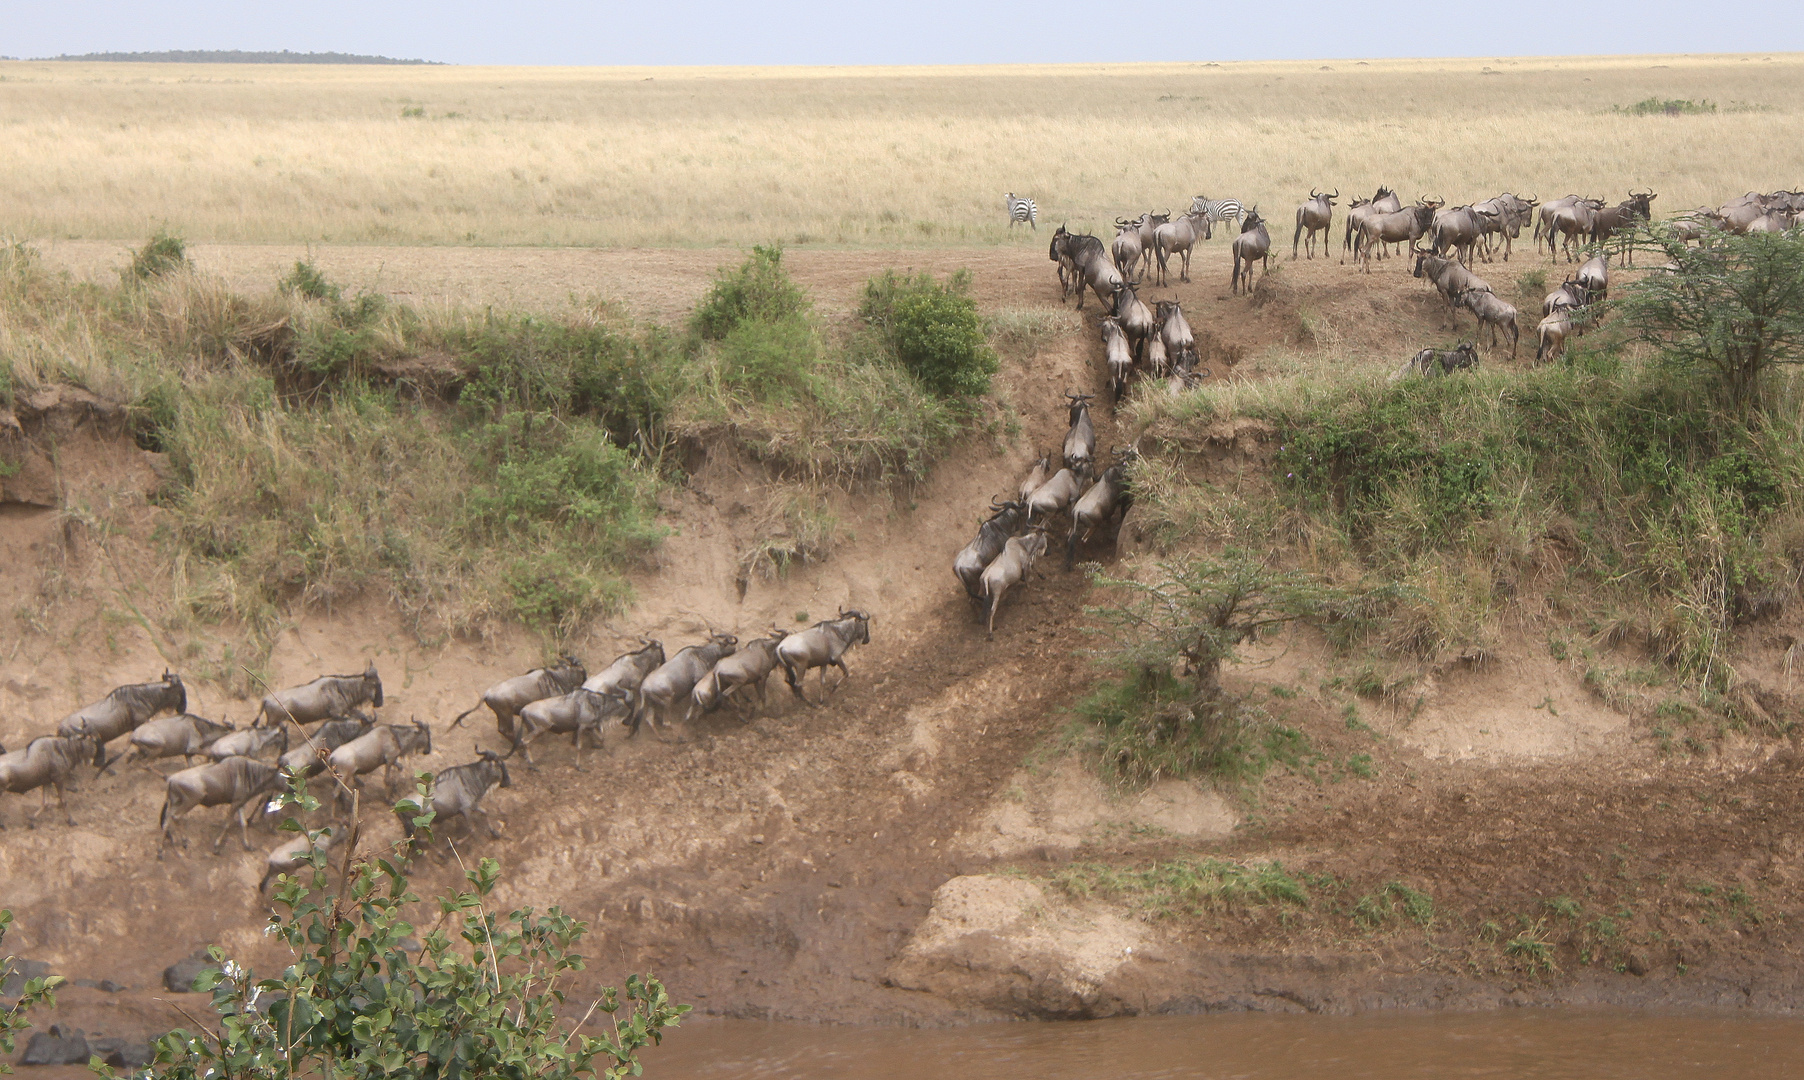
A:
35;50;443;65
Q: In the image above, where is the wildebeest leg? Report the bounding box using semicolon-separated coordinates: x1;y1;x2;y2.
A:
829;659;853;697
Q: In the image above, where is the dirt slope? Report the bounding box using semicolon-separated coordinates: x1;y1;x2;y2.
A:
7;240;1804;1053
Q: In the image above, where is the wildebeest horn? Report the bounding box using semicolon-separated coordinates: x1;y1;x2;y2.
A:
1310;187;1320;199
1329;187;1339;199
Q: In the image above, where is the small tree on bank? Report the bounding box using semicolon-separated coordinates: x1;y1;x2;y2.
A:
1080;554;1374;786
1622;230;1804;416
96;778;687;1080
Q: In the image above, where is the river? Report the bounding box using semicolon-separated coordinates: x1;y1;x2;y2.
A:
644;1011;1804;1079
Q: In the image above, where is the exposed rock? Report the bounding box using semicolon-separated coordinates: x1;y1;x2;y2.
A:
20;1025;88;1066
161;953;219;993
0;958;51;997
886;874;1148;1018
90;1037;153;1068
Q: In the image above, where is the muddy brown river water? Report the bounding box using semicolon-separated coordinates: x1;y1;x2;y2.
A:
643;1012;1804;1079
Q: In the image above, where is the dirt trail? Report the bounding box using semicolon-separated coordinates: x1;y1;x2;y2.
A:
9;238;1804;1049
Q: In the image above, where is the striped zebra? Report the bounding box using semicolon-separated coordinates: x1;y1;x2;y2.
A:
1004;192;1038;230
1189;195;1244;237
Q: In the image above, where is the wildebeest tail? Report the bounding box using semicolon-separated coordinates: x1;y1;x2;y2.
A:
449;703;483;730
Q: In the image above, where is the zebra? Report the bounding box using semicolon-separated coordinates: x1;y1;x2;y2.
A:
1004;192;1038;230
1189;195;1244;237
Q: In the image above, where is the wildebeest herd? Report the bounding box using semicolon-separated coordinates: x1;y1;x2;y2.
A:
0;613;872;887
969;181;1803;617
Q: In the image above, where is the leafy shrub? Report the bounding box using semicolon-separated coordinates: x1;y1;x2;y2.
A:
1616;97;1715;116
120;778;688;1080
717;315;818;401
858;269;997;398
279;257;343;302
691;244;809;341
126;229;190;281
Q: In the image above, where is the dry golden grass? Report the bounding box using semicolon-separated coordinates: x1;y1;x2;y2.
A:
1;55;1802;248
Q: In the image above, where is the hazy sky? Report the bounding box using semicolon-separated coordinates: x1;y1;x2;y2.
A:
6;0;1803;66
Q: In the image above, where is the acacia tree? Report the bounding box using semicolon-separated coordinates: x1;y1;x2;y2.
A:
1081;553;1373;785
1622;230;1804;415
97;777;686;1080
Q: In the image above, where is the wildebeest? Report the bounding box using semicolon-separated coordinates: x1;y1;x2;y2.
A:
1720;193;1775;234
1537;311;1572;364
1101;316;1134;403
1667;207;1723;245
402;751;512;851
207;724;289;763
1145;331;1171;379
1111;220;1144;281
1025;463;1089;526
1745;206;1796;234
688;630;790;723
57;671;186;767
1358;199;1439;272
1292;187;1338;259
515;688;628;768
1067;448;1136;569
1413;249;1492;328
259;663;382;728
450;656;586;745
981;530;1049;639
955;498;1026;600
1115;211;1168;281
160;756;282;852
277;716;372;780
1461;290;1520;357
1017;452;1050;504
632;633;739;738
1472;193;1538;261
325;720;432;806
1153;208;1210;284
1542;280;1590;317
0;733;95;828
1063;392;1096;475
1050;226;1122;309
1156;300;1194;368
1344;187;1403;263
125;713;236;770
1547;198;1607;262
1576;253;1609;303
778;609;871;705
582;639;666;716
1231;209;1273;293
1535;195;1587;254
1591;190;1657;264
1390;343;1479;382
1430;204;1496;266
1110;282;1155;363
259;826;335;894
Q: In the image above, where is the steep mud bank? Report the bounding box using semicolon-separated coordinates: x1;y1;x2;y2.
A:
7;246;1804;1054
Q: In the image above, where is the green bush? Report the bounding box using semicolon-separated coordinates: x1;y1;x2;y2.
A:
691;243;809;341
126;229;190;281
858;269;997;398
1617;97;1715;116
279;258;343;303
717;315;818;401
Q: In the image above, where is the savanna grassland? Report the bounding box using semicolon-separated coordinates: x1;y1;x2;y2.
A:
2;54;1803;247
15;54;1804;1030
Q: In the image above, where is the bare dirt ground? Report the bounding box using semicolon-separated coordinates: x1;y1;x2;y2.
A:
8;237;1804;1060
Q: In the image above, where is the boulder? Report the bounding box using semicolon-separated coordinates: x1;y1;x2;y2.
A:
161;954;219;994
0;959;51;998
20;1025;88;1066
90;1037;153;1068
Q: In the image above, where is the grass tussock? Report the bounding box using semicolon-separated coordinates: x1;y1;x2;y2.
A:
1127;347;1804;694
0;237;977;656
1050;857;1310;917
